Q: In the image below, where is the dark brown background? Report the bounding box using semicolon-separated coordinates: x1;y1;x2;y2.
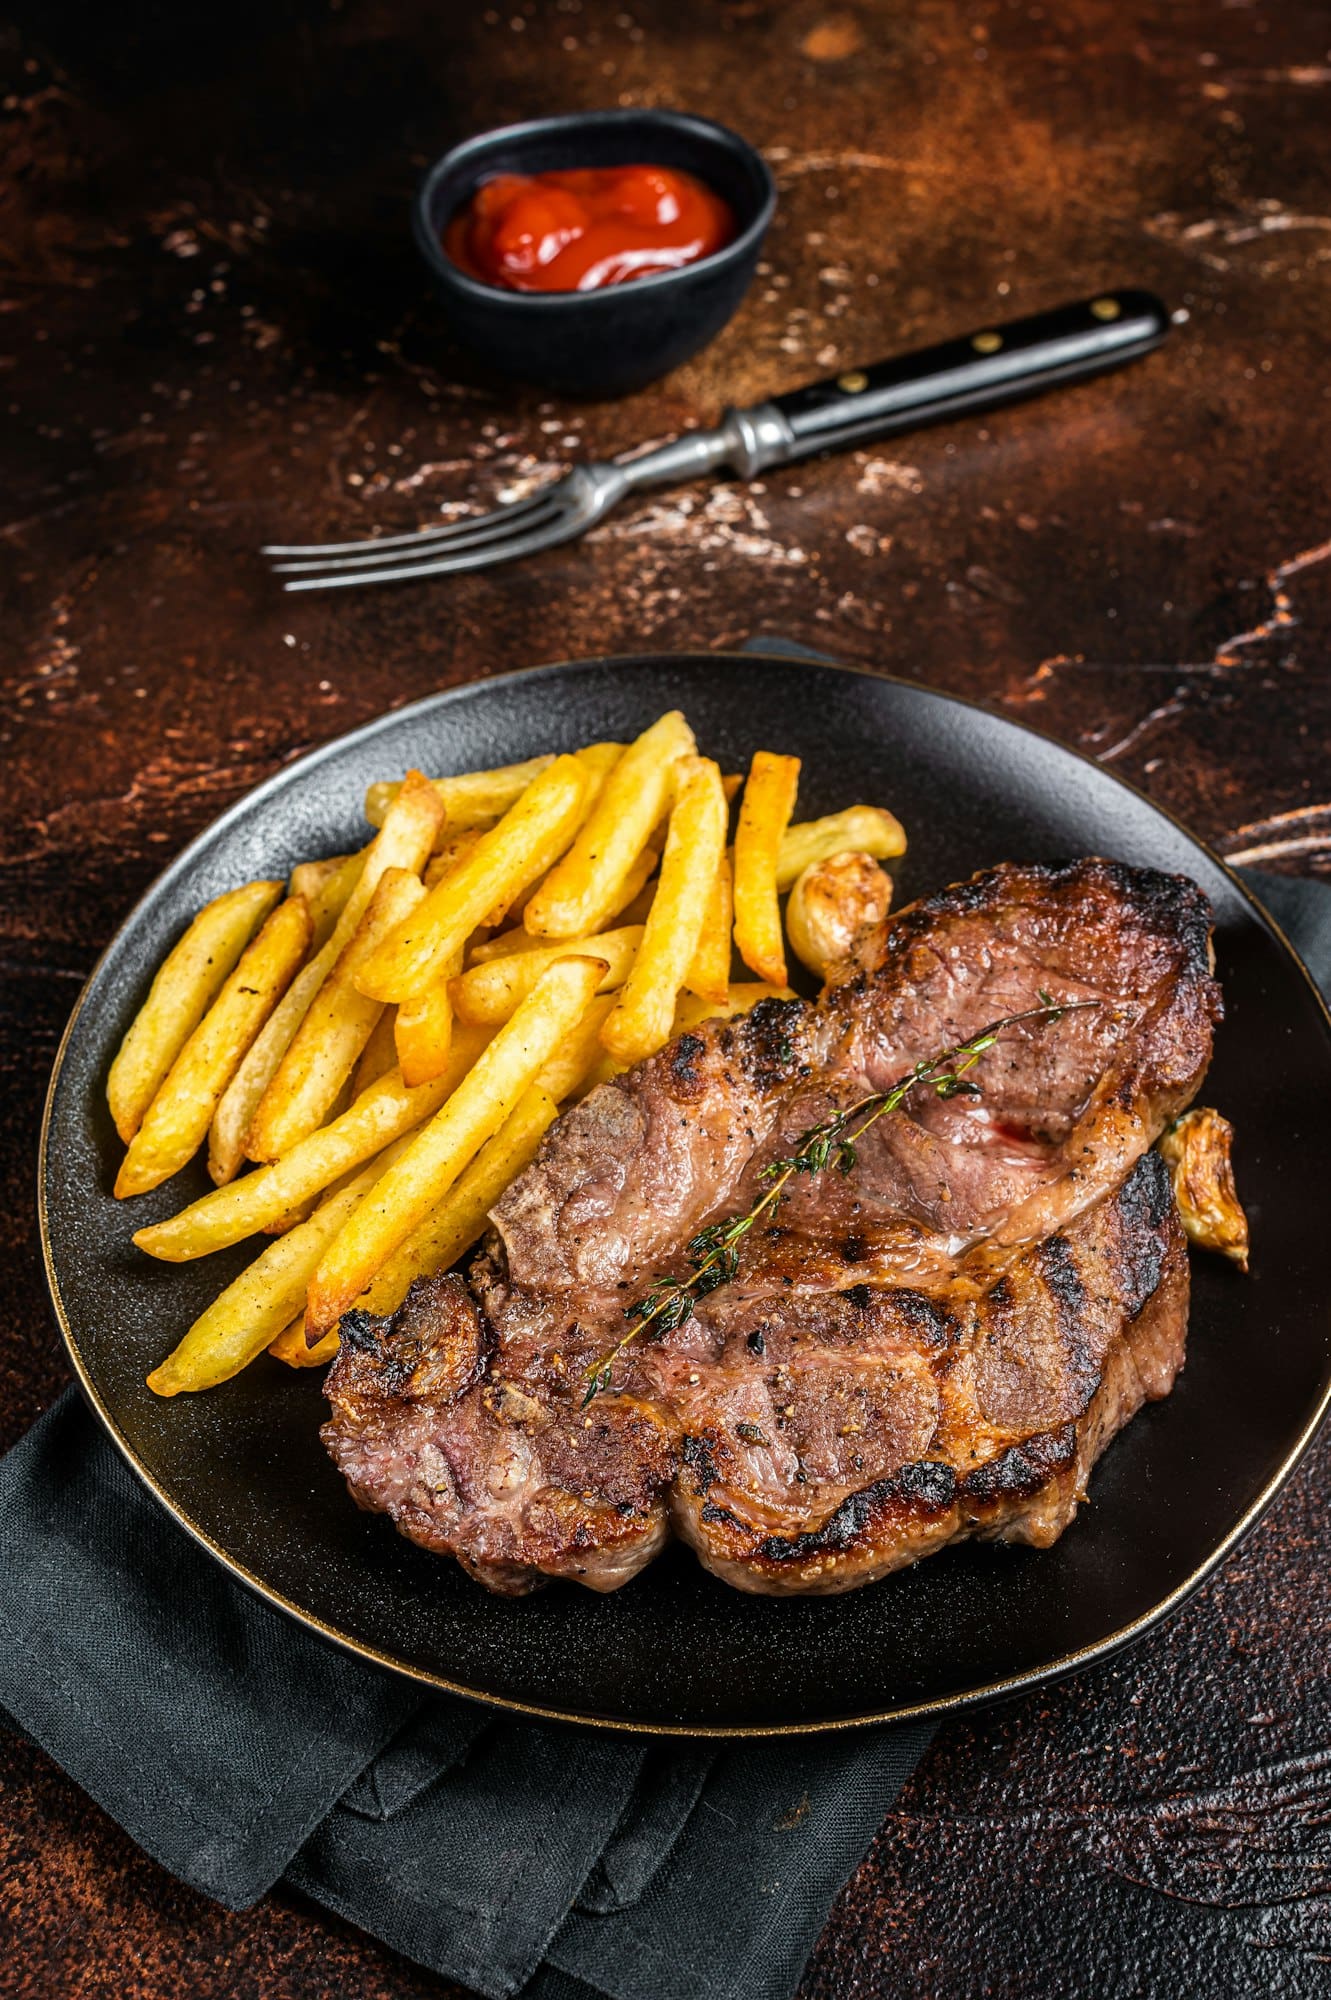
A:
2;1;1329;1994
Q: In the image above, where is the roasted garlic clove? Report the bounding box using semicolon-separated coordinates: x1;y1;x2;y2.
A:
785;849;893;980
1159;1107;1249;1271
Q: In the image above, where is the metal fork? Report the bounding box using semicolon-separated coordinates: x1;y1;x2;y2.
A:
264;291;1167;593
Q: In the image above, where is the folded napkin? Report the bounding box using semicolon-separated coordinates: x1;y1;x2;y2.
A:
0;1389;933;2000
5;616;1327;1996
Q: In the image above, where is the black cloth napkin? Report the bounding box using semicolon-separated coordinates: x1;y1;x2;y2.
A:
0;1389;932;1999
5;617;1329;1996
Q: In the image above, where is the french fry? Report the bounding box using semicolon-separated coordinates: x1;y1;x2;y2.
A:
354;755;588;1004
776;805;906;892
365;753;557;834
424;829;484;889
615;876;659;927
325;769;443;958
305;956;605;1334
352;1005;401;1097
269;1314;339;1368
683;850;733;1005
394;951;460;1087
601;756;728;1065
463;841;654;964
366;745;627;841
532;992;618;1101
107;879;283;1145
733;750;800;986
469;844;659;960
293;851;366;948
115;896;311;1198
354;1086;559;1319
261;1197;316;1236
145;1140;410;1396
481;742;625;929
288;854;344;904
522;711;696;939
246;869;425;1161
722;773;744;804
452;926;642;1026
577;740;631;788
134;1025;492;1262
466;923;547;966
207;781;443;1180
208;950;331;1184
602;844;660;925
672;982;796;1033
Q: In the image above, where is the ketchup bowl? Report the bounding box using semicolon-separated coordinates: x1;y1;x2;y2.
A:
413;109;776;397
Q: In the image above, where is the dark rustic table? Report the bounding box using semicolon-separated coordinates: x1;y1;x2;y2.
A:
3;2;1329;1994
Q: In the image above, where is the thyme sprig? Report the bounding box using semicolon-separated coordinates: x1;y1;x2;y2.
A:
581;993;1093;1404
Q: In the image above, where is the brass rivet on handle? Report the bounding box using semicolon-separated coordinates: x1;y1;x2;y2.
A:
836;370;869;393
1090;296;1121;321
971;331;1003;354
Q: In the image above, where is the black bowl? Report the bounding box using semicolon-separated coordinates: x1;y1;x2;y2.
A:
412;109;776;398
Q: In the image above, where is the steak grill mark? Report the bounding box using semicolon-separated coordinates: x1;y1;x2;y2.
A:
323;858;1220;1596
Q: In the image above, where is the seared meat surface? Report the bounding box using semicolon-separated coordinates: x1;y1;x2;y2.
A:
324;859;1220;1595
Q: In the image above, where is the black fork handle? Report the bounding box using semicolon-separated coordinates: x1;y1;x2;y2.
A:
764;289;1170;461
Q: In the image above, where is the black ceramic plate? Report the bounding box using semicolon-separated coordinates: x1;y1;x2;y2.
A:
41;653;1331;1735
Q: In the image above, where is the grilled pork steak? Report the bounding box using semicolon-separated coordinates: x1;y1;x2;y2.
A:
324;859;1220;1596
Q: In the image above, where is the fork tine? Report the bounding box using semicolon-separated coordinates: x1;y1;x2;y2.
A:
269;495;567;574
261;486;560;558
279;512;587;591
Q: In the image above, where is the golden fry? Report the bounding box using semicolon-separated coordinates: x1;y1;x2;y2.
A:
326;769;443;959
208;949;332;1184
683;850;733;1006
261;1198;315;1236
115;896;311;1198
247;869;425;1161
145;1144;406;1396
672;981;796;1034
602;756;728;1065
355;1085;559;1318
351;1005;400;1097
522;712;696;939
452;926;642;1026
733;750;800;986
107;879;283;1145
615;877;658;927
305;956;605;1334
354;755;588;1004
134;1025;491;1262
295;851;366;949
288;854;345;904
776;805;906;892
423;829;484;889
603;844;659;925
208;779;442;1179
268;1312;339;1367
394;951;460;1087
532;992;618;1101
466;923;546;966
576;740;631;791
480;743;623;929
464;835;652;964
365;753;557;834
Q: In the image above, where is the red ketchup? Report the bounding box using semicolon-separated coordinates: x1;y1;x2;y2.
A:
445;164;736;293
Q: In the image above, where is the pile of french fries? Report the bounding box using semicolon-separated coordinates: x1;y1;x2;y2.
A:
106;711;906;1397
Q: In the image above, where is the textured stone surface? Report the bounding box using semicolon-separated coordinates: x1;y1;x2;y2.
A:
2;0;1329;1993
